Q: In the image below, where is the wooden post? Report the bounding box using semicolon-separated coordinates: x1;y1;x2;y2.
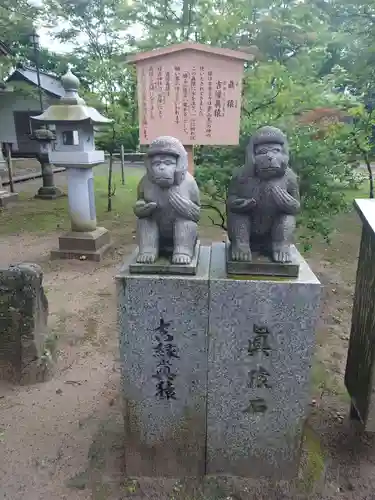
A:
345;199;375;430
185;145;194;175
120;144;125;185
6;144;14;193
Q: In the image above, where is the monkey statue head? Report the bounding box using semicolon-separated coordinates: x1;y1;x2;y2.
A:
146;136;188;188
243;126;289;181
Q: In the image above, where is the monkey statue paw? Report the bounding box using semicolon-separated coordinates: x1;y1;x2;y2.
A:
136;251;158;264
172;253;192;265
231;244;252;262
272;244;292;263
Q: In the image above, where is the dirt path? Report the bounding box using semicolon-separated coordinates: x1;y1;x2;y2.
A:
0;233;126;500
1;211;375;499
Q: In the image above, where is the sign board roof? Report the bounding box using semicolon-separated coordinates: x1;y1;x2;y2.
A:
127;41;255;64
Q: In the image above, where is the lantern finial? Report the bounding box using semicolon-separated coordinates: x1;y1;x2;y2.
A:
61;67;80;93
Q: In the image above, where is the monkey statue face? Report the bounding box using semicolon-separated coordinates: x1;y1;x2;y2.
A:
149;153;178;188
254;142;288;180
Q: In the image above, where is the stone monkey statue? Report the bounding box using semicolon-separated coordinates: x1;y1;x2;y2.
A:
227;126;300;263
134;136;200;265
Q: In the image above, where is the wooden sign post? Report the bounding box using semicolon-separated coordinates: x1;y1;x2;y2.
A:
127;42;254;174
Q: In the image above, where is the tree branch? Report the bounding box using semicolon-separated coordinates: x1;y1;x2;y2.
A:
201;203;227;231
242;86;283;117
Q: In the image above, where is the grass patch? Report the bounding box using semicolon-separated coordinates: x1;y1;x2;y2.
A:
0;173;141;236
0;171;225;239
344;184;370;201
311;357;350;403
1;172;368;238
297;424;326;495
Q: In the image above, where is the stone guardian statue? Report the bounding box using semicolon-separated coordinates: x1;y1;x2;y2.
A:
134;136;200;265
227;126;300;264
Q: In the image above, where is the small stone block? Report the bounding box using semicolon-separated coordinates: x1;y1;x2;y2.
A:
0;263;51;384
207;242;322;479
116;246;210;477
226;242;300;278
129;240;201;275
50;227;112;261
0;191;18;207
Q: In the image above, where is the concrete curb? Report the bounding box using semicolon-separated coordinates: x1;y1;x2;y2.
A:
2;167;66;186
1;161;144;187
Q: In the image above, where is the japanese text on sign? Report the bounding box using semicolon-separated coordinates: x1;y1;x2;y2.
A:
138;59;242;145
152;318;180;400
243;325;273;414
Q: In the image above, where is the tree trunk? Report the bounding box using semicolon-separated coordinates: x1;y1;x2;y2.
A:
120;145;125;185
6;145;14;193
107;152;113;212
365;154;374;199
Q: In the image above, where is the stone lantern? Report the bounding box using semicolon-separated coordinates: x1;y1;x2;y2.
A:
30;126;64;200
31;68;113;261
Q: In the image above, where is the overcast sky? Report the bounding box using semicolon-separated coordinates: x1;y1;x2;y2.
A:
29;0;142;55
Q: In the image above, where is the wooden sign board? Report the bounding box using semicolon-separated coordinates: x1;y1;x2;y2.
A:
128;42;254;146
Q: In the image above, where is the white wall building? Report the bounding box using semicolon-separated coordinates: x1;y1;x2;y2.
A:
0;66;64;156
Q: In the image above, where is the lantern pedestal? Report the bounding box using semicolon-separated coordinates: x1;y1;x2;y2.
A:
35;154;64;200
66;166;97;232
51;226;111;262
50;165;112;261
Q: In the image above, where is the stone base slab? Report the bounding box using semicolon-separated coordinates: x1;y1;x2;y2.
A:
35;186;65;200
226;242;300;278
50;227;112;262
207;242;322;479
129;240;201;276
0;191;18;207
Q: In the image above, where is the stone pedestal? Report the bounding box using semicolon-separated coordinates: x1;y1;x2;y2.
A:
116;246;210;477
207;242;321;479
226;241;300;278
35;154;64;200
50;227;111;261
67;166;97;232
129;241;201;276
50;166;112;261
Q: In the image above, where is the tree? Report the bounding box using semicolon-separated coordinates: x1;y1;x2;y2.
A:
42;0;139;210
310;1;375;197
0;0;40;80
0;0;38;50
195;60;360;247
130;0;334;73
40;0;367;238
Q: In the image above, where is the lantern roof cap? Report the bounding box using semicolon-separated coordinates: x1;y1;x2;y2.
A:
31;104;113;125
31;66;113;125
